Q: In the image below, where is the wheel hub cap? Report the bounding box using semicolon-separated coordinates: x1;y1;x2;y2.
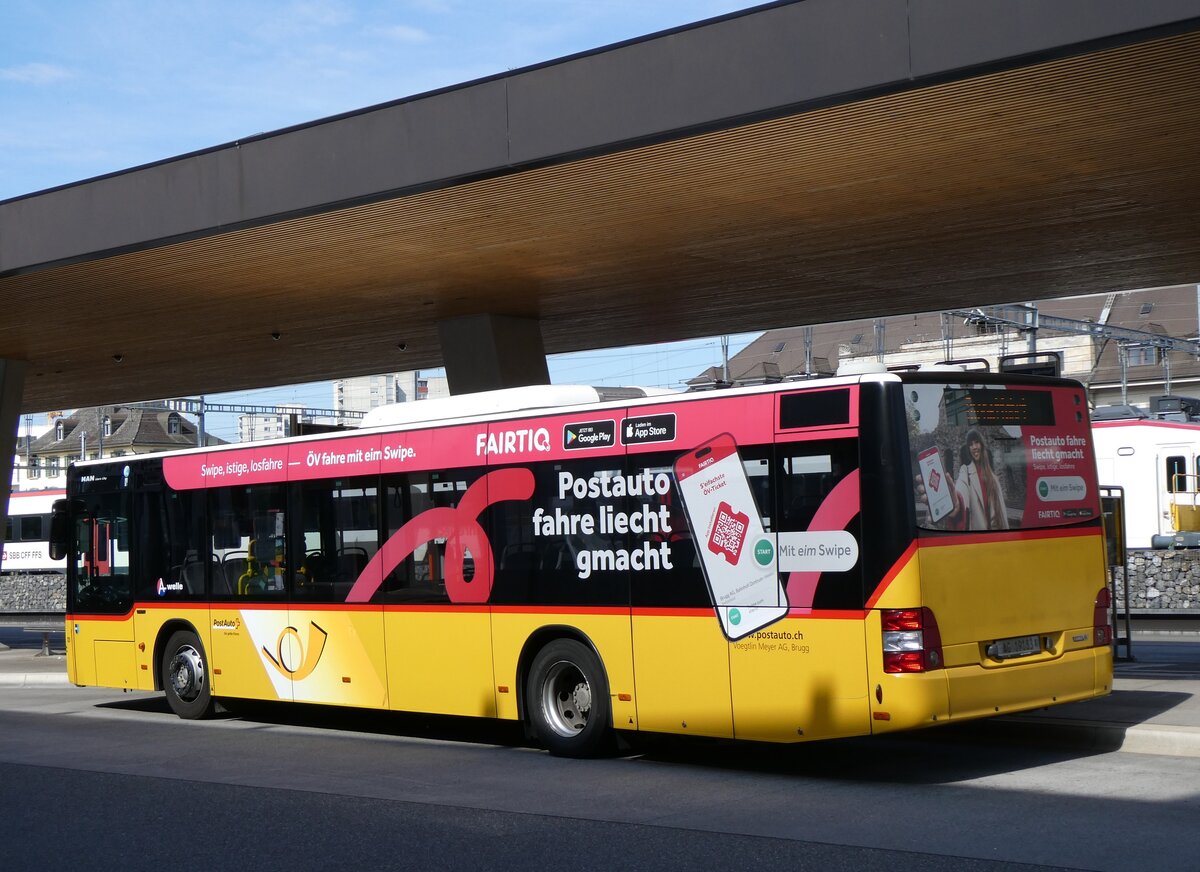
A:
169;646;205;702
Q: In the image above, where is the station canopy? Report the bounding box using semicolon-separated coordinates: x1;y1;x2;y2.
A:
3;1;1200;411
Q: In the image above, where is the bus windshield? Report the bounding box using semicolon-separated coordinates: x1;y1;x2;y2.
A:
905;380;1098;532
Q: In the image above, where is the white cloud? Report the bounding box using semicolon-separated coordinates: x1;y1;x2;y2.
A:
0;63;72;85
252;0;355;41
376;24;432;44
405;0;452;13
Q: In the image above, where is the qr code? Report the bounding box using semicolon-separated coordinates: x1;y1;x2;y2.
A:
708;500;749;564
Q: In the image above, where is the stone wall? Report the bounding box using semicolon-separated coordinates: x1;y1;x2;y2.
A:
0;573;66;611
1118;549;1200;611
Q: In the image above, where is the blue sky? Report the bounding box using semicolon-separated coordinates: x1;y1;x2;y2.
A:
1;0;763;201
2;1;762;439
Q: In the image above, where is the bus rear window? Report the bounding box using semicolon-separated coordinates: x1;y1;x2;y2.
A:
779;389;850;429
906;381;1098;532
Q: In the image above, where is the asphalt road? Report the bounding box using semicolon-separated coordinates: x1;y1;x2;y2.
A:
1;685;1198;872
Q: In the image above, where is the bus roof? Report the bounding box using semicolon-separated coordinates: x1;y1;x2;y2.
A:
71;371;1085;469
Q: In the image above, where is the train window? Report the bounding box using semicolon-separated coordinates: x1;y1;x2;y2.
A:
1166;456;1188;493
20;515;45;541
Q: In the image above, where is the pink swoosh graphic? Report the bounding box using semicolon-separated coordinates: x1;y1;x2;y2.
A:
345;467;535;603
786;468;861;611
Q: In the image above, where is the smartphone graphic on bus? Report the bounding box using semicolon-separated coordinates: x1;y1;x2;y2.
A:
917;445;954;523
673;433;789;641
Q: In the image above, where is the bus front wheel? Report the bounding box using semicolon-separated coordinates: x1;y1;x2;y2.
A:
162;630;215;720
526;639;613;758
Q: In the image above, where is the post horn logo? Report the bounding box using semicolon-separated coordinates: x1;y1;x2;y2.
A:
263;621;328;680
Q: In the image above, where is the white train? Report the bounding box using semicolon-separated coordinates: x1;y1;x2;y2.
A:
2;489;67;573
1092;398;1200;549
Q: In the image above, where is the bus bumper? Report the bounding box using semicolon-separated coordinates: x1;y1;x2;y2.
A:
871;645;1112;734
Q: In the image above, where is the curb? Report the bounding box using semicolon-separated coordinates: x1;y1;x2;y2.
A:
0;673;71;688
1119;723;1200;757
995;715;1200;758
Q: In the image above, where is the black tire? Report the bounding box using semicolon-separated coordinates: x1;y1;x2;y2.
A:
162;630;215;720
526;638;613;758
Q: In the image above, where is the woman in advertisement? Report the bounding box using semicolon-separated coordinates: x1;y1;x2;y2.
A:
954;428;1009;530
914;424;1011;532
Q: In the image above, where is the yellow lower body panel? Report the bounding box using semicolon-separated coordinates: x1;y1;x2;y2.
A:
209;607;292;701
729;616;869;742
386;609;496;718
633;613;732;738
94;640;137;689
287;608;387;709
67;614;135;689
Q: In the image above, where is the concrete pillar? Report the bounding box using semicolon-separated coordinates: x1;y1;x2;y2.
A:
437;314;550;394
0;359;27;571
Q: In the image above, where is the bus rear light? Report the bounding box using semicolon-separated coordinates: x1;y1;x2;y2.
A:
881;607;943;673
1094;586;1113;647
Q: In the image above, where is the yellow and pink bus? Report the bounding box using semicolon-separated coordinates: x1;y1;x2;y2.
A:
52;373;1112;756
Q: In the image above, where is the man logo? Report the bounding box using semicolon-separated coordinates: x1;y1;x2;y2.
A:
263;621;328;680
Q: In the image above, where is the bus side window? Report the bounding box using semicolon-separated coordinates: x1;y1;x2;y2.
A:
70;484;134;614
774;437;863;610
776;444;847;532
208;484;287;599
488;456;633;608
379;470;483;604
291;476;379;603
135;484;207;599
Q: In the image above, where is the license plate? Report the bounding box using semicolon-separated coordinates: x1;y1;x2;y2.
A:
988;634;1041;660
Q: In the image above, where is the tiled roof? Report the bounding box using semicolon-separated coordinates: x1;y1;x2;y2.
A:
714;284;1200;389
29;404;225;455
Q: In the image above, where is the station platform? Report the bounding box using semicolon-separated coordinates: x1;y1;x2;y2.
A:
2;626;1199;758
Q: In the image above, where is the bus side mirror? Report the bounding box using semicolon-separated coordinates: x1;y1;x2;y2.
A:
48;499;77;561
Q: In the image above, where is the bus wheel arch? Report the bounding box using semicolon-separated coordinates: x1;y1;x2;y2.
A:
159;626;216;720
152;620;203;691
519;629;614;758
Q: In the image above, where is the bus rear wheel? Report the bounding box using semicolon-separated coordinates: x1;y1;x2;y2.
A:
526;639;612;758
162;630;215;720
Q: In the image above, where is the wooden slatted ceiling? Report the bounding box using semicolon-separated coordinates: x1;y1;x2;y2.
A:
4;30;1200;412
